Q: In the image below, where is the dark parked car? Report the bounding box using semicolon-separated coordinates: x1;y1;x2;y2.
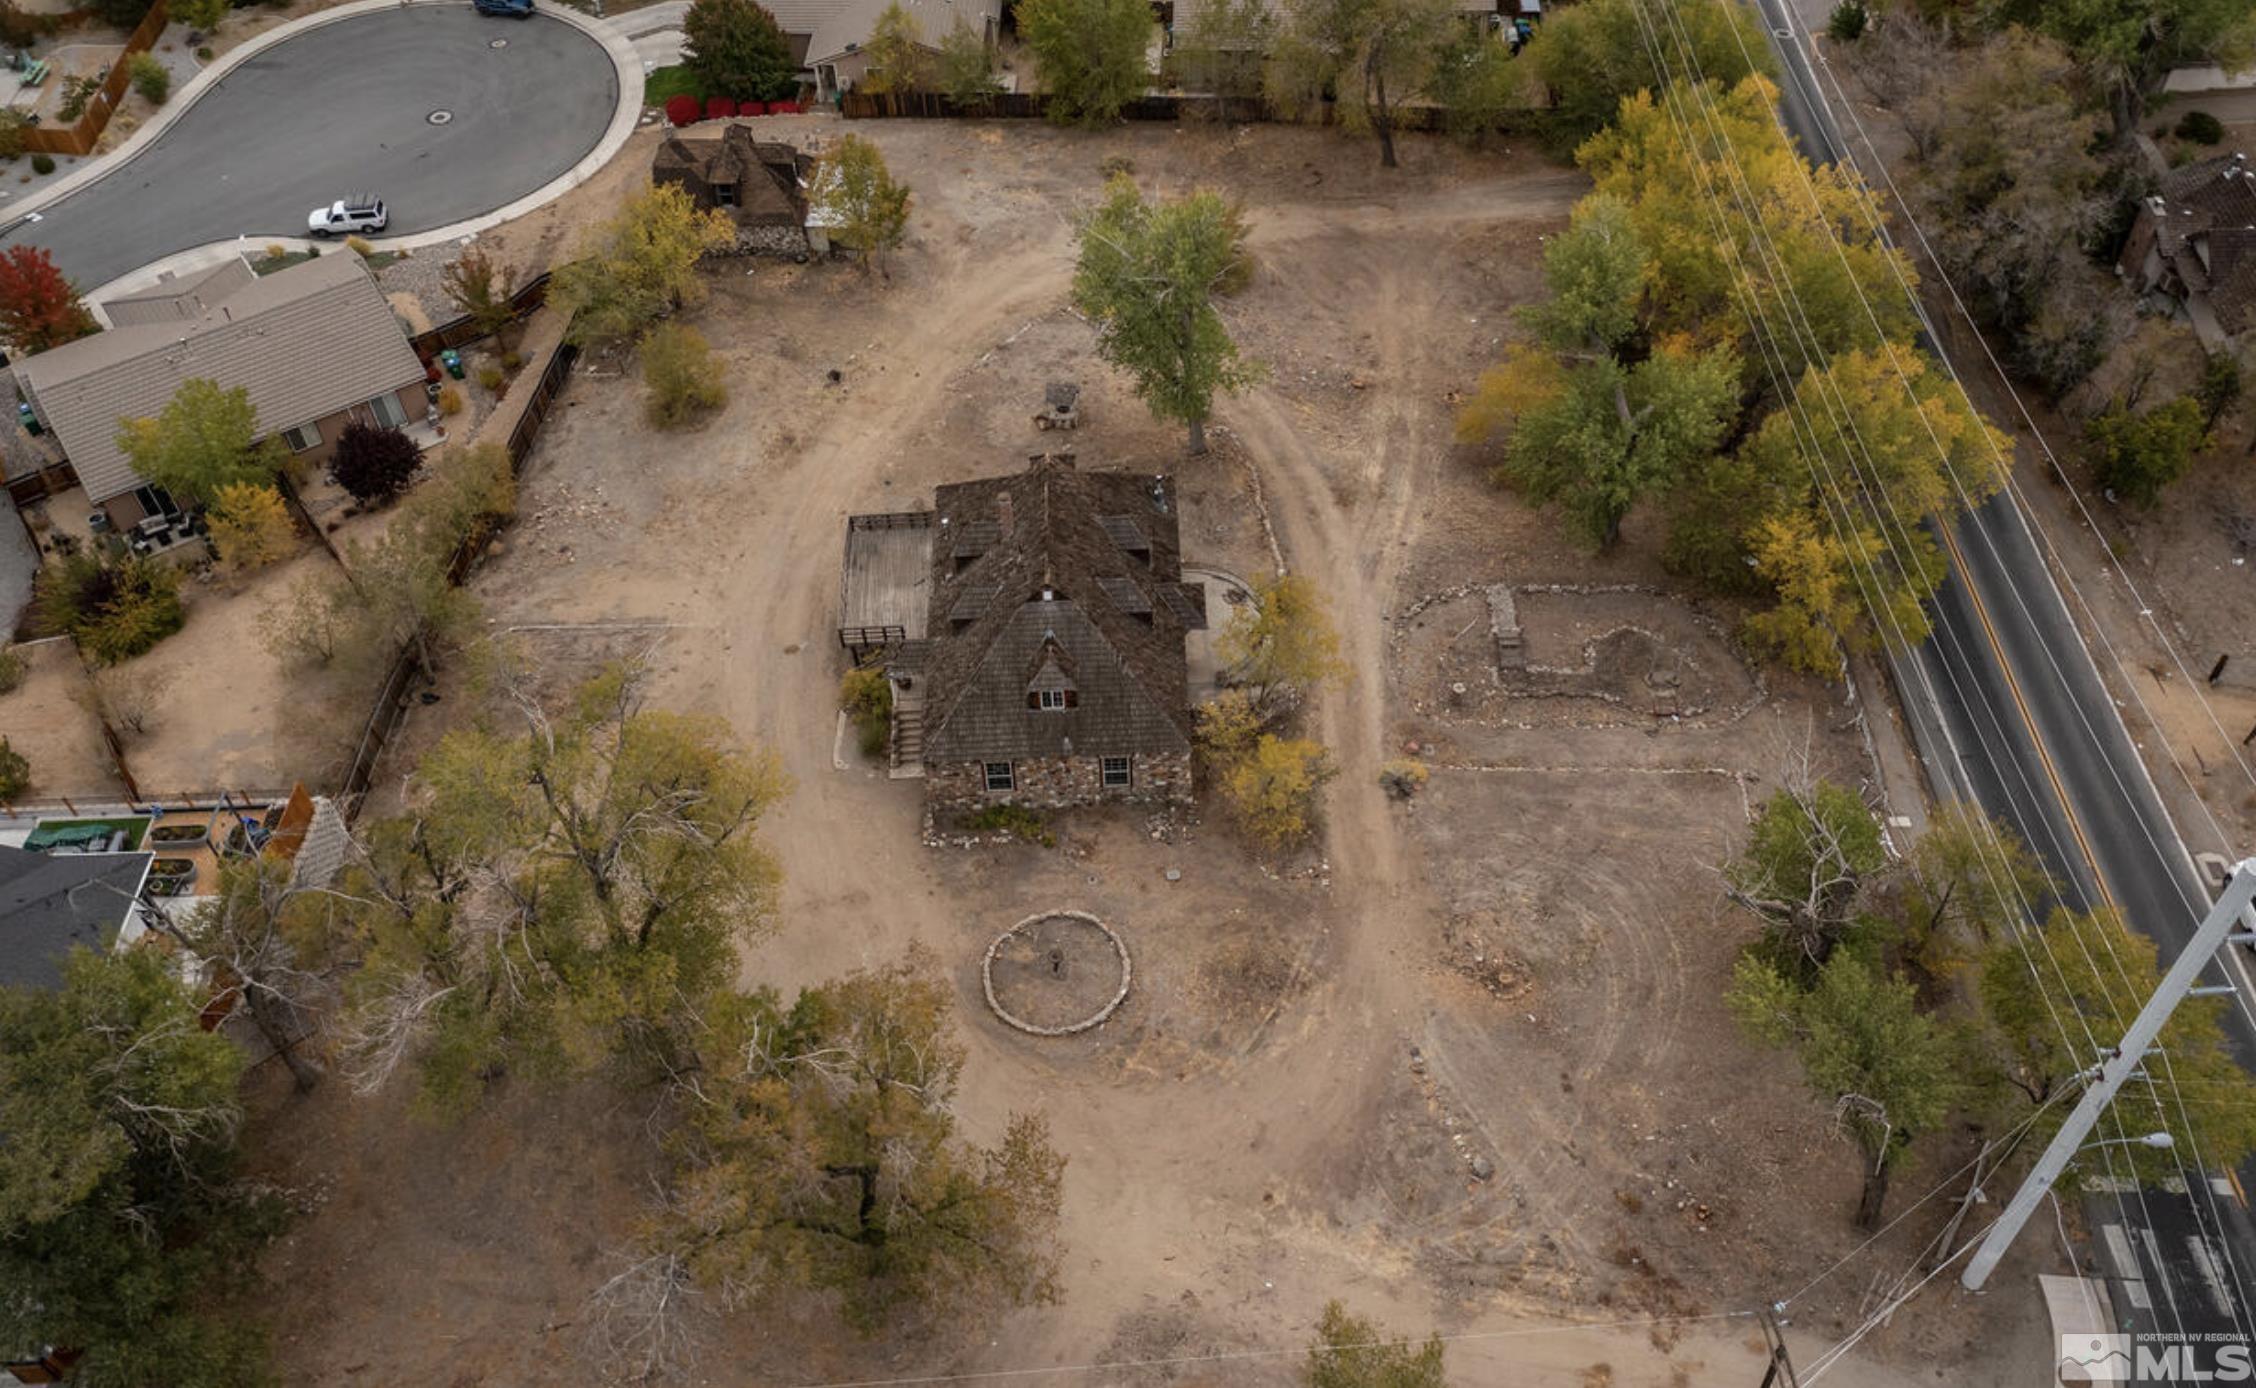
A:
473;0;534;16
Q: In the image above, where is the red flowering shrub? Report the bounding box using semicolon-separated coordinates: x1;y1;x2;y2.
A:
738;100;766;116
704;96;735;119
664;94;700;126
769;99;799;114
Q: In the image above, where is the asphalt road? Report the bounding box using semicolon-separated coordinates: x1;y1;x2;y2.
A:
0;6;619;289
1751;0;2235;1023
1747;0;2256;1369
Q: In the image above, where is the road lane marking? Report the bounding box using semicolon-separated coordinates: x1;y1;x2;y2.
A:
1933;518;2120;917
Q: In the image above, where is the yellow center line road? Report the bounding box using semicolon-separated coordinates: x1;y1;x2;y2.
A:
1933;518;2120;917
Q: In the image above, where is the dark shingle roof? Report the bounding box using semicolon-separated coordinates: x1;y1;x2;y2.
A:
920;456;1195;763
653;127;811;228
0;845;151;991
2149;155;2256;332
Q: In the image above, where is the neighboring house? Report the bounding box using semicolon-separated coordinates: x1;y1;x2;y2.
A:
839;452;1204;813
0;842;155;993
653;126;821;255
15;253;427;531
765;0;1001;99
2119;151;2256;351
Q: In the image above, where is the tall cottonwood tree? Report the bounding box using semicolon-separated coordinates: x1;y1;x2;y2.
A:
0;950;280;1386
1580;77;1920;384
1266;0;1456;168
1979;905;2256;1183
1730;344;2011;670
1073;176;1262;454
1728;949;1966;1228
1458;195;1738;550
602;958;1064;1349
1529;0;1775;147
324;663;786;1115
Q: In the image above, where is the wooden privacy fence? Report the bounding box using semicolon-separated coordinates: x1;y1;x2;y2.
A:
22;0;170;156
407;271;555;361
335;324;581;818
839;88;1561;138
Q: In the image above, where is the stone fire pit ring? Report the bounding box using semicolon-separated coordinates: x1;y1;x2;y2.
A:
982;910;1133;1037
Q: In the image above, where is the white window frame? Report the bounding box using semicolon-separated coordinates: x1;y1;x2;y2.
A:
1100;756;1131;789
282;421;322;453
1036;689;1067;711
367;392;409;430
984;762;1014;792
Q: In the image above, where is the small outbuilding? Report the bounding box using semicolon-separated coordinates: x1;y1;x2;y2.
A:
653;126;820;256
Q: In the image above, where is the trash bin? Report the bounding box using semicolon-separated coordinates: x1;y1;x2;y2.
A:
440;348;465;380
18;400;39;435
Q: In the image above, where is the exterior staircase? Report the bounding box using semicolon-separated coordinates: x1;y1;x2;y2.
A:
888;688;926;780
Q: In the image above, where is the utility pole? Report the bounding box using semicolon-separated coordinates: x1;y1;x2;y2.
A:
1758;1308;1802;1388
1962;858;2256;1292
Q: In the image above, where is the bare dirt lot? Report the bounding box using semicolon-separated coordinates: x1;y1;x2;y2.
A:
234;116;2050;1386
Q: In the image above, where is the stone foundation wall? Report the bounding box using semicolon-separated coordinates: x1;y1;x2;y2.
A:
731;225;812;257
926;750;1194;817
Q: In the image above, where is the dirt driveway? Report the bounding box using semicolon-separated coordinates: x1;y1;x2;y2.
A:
246;117;2050;1386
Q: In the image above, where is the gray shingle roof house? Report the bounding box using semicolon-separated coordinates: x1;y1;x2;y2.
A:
2120;151;2256;349
842;453;1203;813
0;844;152;992
16;252;427;528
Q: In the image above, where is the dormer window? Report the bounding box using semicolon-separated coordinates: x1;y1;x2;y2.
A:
1026;641;1077;710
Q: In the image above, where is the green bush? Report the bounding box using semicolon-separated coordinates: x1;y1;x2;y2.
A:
0;735;27;799
641;321;729;429
839;665;892;756
2176;110;2225;145
29;153;53;176
55;74;99;122
0;646;21;694
963;803;1054;846
1826;0;1867;41
127;51;170;105
34;553;186;664
475;362;506;393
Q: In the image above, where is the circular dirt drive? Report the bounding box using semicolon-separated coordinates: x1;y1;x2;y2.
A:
984;911;1132;1036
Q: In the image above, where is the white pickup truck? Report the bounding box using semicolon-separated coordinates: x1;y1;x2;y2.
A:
307;196;388;238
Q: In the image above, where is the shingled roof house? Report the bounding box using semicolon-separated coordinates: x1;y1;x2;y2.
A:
653;127;821;255
839;453;1205;813
2120;151;2256;350
16;253;427;532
